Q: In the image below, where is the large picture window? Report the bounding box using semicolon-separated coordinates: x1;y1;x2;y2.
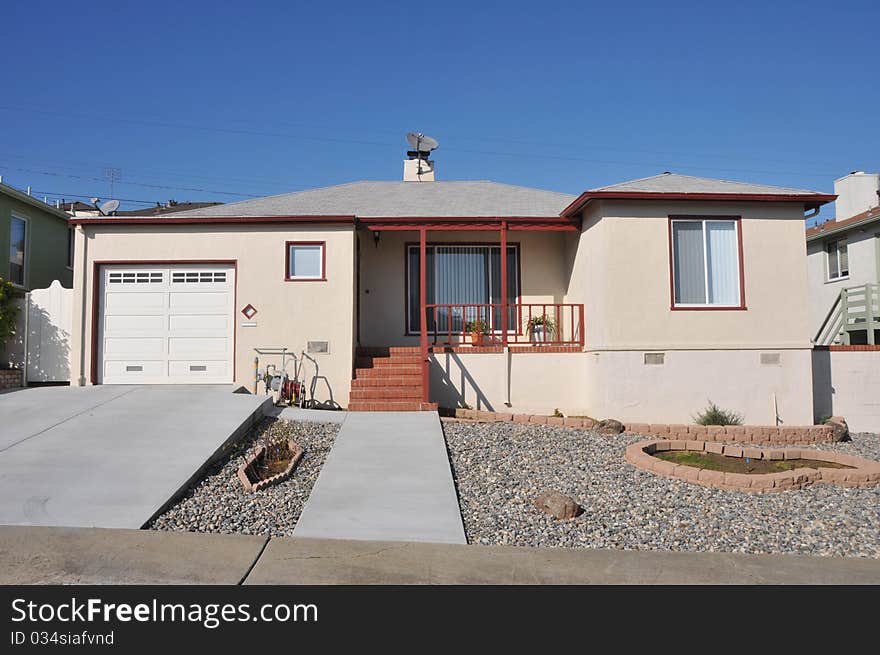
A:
9;215;27;286
406;244;520;333
671;217;743;308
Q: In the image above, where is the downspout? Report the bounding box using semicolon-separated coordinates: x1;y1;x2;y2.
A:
77;225;88;386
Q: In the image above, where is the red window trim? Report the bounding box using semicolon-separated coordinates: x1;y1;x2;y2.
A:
285;241;327;282
90;259;238;385
403;241;523;336
667;215;747;311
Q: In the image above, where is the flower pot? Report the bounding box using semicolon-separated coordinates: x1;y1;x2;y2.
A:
470;332;483;346
531;325;546;343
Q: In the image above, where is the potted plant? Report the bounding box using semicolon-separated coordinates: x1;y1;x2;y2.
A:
465;319;488;345
528;315;555;343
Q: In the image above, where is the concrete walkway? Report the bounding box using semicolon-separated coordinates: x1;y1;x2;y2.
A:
2;526;878;584
293;411;466;544
0;385;269;529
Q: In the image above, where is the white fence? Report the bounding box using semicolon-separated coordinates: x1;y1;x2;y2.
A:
1;281;73;384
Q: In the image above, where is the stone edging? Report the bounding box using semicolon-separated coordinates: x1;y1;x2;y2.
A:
451;408;835;444
624;439;880;493
237;439;304;492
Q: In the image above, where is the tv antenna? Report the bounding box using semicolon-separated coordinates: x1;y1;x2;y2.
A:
104;167;121;199
405;133;439;176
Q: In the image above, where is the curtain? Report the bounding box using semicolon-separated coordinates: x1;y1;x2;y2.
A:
706;221;739;305
408;245;519;332
672;222;706;304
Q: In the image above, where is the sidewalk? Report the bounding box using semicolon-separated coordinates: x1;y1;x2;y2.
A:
2;526;878;585
293;411;466;544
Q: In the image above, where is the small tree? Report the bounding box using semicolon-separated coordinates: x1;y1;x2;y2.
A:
0;277;20;346
693;400;743;426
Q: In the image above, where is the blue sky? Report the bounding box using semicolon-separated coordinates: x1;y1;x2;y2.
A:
2;0;876;220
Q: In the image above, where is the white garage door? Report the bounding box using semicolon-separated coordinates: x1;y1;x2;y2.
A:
98;264;234;384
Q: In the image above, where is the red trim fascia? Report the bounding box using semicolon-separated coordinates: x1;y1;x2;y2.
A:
284;241;327;282
561;191;837;218
667;216;747;312
70;215;356;226
90;259;239;385
366;222;579;232
363;215;567;223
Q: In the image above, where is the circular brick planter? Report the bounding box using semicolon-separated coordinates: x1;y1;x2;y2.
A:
625;439;880;493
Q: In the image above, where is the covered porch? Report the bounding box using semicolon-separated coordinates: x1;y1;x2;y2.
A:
354;216;586;409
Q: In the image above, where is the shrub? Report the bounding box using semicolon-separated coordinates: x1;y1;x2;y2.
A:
0;277;21;345
552;408;564;418
693;401;743;426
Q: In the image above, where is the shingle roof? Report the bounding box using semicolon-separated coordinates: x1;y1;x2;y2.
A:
591;172;821;195
168;181;575;218
805;205;880;240
115;201;222;216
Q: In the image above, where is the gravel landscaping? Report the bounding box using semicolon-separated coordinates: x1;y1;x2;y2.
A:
149;418;338;537
442;419;880;558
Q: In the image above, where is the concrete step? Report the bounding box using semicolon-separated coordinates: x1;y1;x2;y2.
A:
352;376;423;388
355;355;422;367
355;365;422;378
348;401;438;412
350;388;422;401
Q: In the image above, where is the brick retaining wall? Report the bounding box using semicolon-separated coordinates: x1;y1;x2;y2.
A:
452;408;835;445
0;368;22;390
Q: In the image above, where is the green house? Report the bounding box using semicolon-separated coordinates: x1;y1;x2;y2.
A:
0;182;73;291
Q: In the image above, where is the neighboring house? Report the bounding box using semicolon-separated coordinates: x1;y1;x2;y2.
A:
0;182;73;291
61;199;223;217
66;154;834;425
807;171;880;345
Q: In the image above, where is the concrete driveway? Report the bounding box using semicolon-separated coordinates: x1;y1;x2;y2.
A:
0;385;268;528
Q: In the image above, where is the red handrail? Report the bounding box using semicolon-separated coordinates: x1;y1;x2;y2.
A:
423;303;584;348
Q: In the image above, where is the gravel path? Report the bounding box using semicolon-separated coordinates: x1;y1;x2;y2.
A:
149;418;338;537
443;420;880;558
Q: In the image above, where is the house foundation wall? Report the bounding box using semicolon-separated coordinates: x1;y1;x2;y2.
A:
583;348;814;426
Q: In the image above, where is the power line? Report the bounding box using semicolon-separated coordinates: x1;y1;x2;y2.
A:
28;190;158;205
0;104;843;180
0;164;263;198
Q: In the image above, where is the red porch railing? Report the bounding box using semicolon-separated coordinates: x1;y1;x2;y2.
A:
424;303;585;348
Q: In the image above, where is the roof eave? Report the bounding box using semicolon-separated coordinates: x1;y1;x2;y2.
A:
806;212;880;242
559;191;837;218
0;183;73;221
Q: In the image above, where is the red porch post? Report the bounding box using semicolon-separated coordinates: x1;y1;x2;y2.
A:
419;227;429;403
500;220;508;349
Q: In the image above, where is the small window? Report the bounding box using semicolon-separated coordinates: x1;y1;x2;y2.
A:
286;242;325;281
671;218;742;308
171;271;224;284
826;239;849;281
9;215;27;286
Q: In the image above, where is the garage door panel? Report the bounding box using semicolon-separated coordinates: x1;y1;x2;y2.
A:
105;315;166;332
103;337;165;356
169;360;229;378
169;291;228;311
103;360;165;379
98;264;234;385
105;291;166;312
168;314;229;331
168;337;228;356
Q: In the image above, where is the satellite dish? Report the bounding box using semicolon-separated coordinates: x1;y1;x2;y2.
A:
406;132;439;152
99;199;120;216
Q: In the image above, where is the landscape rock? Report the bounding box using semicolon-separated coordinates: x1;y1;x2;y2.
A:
827;416;850;442
533;491;583;519
596;419;625;435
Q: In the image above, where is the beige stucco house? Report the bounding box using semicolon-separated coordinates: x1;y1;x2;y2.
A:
68;161;835;426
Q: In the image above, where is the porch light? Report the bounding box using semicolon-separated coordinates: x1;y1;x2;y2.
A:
373;230;381;247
